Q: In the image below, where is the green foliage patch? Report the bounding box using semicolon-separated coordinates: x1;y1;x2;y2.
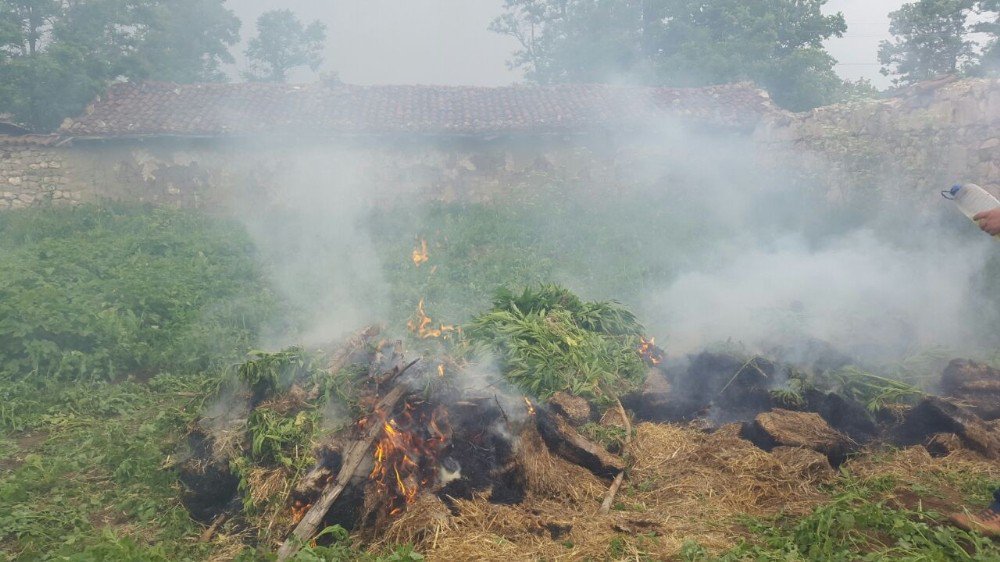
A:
703;474;1000;561
467;285;647;401
0;204;280;382
0;373;216;561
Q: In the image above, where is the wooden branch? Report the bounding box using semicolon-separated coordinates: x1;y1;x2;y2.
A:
600;399;633;515
327;325;380;375
277;369;414;561
536;406;625;478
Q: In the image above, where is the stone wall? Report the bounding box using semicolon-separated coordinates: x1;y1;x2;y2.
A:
754;78;1000;205
5;77;1000;211
0;141;81;209
0;134;658;211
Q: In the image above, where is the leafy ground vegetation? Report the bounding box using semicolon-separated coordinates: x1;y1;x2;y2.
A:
1;202;998;561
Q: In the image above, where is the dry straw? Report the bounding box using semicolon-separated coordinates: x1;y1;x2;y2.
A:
375;422;837;560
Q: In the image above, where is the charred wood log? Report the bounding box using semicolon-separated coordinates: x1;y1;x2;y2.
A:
548;392;591;426
896;397;1000;459
941;359;1000;421
290;444;343;506
741;409;857;466
327;326;381;375
536;407;625;479
277;363;416;561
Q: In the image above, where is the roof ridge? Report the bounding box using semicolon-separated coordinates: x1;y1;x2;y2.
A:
60;80;775;138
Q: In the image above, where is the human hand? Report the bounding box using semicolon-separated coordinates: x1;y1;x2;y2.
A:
973;208;1000;236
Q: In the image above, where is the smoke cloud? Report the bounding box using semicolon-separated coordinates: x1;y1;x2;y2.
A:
224;105;999;373
234;150;390;348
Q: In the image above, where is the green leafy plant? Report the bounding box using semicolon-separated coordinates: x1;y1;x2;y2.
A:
467;285;646;401
830;366;926;413
229;347;313;402
579;422;629;453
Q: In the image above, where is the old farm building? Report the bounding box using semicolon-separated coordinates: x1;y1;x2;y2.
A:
4;78;1000;209
0;82;773;209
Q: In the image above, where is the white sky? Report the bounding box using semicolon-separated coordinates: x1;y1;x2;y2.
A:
228;0;910;89
825;0;906;88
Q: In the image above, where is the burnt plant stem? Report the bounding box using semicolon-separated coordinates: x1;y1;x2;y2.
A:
277;362;417;561
719;356;768;396
600;398;632;515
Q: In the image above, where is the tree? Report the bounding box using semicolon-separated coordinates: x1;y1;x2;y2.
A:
129;0;241;82
243;9;326;83
878;0;976;86
490;0;848;111
0;0;59;57
974;0;1000;72
0;0;241;131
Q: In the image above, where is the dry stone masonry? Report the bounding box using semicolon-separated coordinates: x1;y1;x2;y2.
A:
755;77;1000;205
2;78;1000;211
0;140;80;209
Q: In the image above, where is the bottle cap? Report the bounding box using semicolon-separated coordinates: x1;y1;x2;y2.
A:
942;184;962;200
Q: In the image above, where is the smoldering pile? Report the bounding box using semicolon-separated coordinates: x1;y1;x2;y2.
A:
627;341;1000;467
175;323;650;559
174;317;1000;560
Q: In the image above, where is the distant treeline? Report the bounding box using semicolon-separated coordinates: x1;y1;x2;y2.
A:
5;0;1000;131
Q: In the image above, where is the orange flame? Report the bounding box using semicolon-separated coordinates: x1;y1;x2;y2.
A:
412;239;429;267
639;336;664;366
523;397;536;416
407;299;458;339
290;500;311;524
437;364;445;377
369;403;451;517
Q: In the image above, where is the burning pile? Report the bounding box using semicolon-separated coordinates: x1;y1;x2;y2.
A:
176;284;666;559
368;400;451;517
176;284;1000;560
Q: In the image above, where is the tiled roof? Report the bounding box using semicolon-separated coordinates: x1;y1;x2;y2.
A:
0;121;32;135
0;133;61;147
60;81;775;138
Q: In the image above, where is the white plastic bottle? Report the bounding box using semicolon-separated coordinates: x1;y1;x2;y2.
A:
943;183;1000;220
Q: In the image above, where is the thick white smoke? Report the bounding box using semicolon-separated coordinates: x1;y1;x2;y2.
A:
646;229;993;361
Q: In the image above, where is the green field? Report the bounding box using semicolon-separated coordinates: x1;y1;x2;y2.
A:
1;201;998;561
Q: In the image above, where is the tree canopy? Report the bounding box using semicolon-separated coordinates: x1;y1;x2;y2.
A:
878;0;977;85
0;0;240;131
243;9;326;83
490;0;849;111
875;0;1000;85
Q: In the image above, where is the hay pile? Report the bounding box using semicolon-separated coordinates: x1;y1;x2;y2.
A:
378;422;832;560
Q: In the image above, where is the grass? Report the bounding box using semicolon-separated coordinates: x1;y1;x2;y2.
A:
1;198;999;561
0;203;280;382
368;185;719;331
701;472;1000;561
0;373;216;560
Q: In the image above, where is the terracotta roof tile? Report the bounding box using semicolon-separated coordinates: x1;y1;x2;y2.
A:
61;82;774;138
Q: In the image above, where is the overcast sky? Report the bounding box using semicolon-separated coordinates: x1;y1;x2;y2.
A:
229;0;907;89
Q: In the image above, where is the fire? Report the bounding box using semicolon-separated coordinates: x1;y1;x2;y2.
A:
406;299;458;339
411;239;429;267
523;397;535;416
369;402;451;517
437;364;445;377
639;336;664;366
290;500;311;524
